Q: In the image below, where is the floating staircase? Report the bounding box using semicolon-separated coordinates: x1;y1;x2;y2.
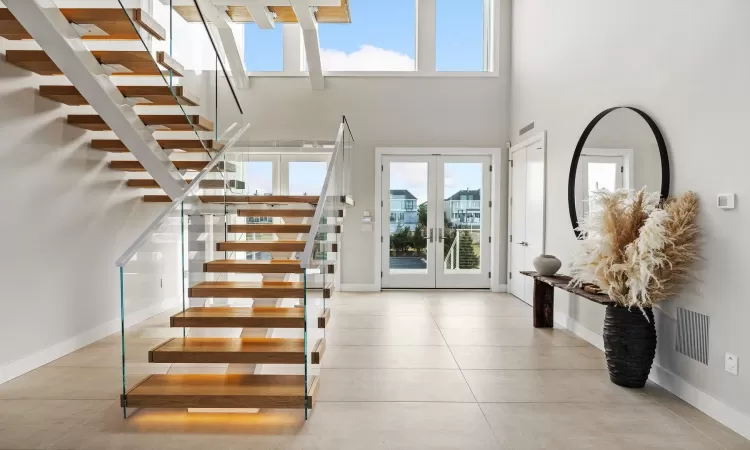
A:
2;3;353;417
119;189;350;412
1;6;232;196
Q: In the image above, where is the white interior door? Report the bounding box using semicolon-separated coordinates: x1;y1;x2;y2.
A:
436;156;491;289
509;148;528;301
509;140;546;305
524;146;546;301
381;156;436;288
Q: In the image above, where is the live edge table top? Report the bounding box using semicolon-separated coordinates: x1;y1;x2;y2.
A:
519;271;614;305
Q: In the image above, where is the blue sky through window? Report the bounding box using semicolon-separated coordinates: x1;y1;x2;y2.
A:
243;0;486;72
437;0;485;71
244;24;283;71
318;0;415;71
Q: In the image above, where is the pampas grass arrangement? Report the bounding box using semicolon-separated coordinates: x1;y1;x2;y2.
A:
570;188;699;309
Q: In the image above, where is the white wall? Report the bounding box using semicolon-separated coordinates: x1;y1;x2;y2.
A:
226;74;509;286
510;0;750;432
0;39;181;383
218;0;511;287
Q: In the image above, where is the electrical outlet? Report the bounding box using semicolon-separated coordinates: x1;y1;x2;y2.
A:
725;353;739;376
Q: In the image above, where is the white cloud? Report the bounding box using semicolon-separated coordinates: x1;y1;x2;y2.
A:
320;45;415;71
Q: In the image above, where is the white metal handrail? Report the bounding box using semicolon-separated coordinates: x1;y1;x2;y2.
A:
300;122;345;268
115;123;252;267
445;236;459;270
443;228;481;270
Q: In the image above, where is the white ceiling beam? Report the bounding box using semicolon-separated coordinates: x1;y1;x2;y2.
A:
244;3;276;29
289;0;324;90
194;0;250;90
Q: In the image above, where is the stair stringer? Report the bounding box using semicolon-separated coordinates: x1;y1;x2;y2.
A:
4;0;187;199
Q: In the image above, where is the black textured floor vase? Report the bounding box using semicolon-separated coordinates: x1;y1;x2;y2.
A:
603;305;657;388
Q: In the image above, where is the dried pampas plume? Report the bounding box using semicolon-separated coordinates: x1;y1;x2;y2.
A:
570;189;699;309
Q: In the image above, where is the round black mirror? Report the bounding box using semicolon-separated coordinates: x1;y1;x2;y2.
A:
568;107;670;238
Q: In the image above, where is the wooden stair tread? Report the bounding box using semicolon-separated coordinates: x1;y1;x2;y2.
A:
40;85;198;106
111;161;235;173
171;307;304;328
0;8;165;41
238;209;313;218
217;195;319;204
126;179;244;189
188;281;331;299
122;374;317;409
228;224;311;234
149;338;306;364
237;208;342;218
91;139;222;153
217;240;306;252
69;114;213;131
216;240;337;252
5;50;181;76
203;259;330;274
143;195;319;204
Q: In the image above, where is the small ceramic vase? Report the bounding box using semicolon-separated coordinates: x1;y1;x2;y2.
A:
533;254;562;276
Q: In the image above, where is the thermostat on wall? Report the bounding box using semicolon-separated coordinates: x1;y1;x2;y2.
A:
717;193;735;210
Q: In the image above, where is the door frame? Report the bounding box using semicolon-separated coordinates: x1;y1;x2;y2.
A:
374;147;504;292
507;131;547;305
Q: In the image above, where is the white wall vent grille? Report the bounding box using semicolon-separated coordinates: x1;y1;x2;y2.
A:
675;307;709;365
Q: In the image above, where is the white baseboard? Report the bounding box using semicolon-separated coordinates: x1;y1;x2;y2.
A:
492;284;508;293
554;310;750;440
649;365;750;440
0;299;177;384
554;310;604;351
339;284;380;292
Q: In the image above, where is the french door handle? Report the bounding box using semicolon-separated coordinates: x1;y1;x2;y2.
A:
429;228;434;243
519;241;529;247
438;228;444;243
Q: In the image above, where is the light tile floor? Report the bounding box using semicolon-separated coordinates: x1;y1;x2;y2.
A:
0;291;748;449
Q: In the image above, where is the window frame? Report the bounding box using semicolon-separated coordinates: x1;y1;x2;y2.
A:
239;0;499;77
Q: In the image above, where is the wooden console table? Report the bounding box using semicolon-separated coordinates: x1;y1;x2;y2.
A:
520;271;614;328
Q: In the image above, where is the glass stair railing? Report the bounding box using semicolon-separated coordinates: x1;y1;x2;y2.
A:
117;117;354;419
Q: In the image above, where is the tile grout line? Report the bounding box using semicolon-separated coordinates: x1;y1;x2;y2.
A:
642;394;731;450
424;294;504;448
44;398;116;450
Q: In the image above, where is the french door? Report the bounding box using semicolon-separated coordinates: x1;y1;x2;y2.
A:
381;155;491;289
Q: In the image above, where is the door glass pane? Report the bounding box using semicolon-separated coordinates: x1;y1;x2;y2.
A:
389;162;428;274
289;161;327;195
443;163;482;273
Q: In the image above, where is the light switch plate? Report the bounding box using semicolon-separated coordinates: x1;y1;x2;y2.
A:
717;193;735;210
725;353;739;375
